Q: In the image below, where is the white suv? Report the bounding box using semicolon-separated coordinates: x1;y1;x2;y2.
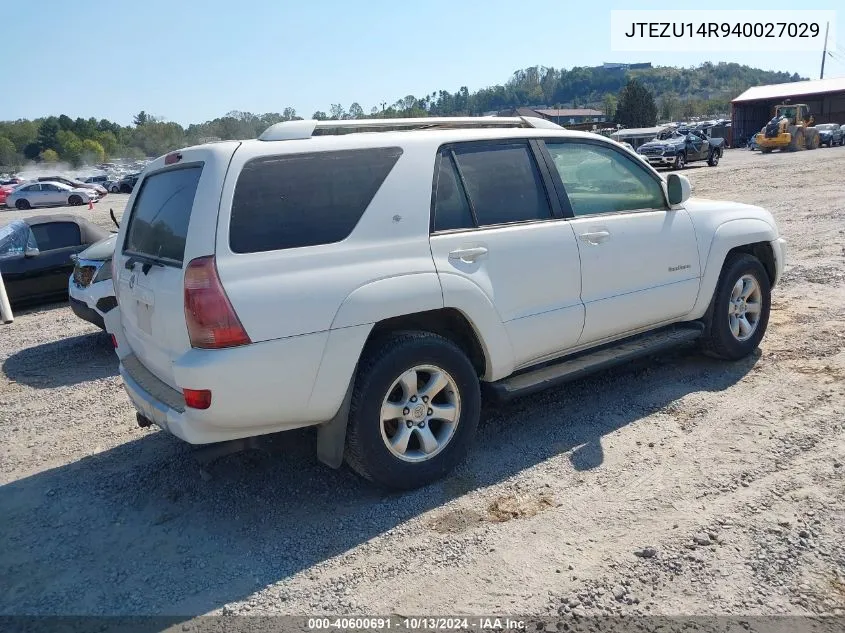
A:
112;116;785;489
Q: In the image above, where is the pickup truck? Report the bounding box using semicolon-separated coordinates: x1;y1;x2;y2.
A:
637;127;725;169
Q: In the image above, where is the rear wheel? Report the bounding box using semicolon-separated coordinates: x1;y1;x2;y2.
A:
345;331;480;490
701;253;771;361
15;198;30;210
110;185;119;193
68;195;83;206
707;149;720;166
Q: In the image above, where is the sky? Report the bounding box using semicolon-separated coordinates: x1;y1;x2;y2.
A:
3;0;843;126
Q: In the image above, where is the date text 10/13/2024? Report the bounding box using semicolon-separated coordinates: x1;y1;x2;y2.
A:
307;617;527;630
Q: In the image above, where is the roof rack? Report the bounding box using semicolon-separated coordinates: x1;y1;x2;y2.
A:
257;116;563;141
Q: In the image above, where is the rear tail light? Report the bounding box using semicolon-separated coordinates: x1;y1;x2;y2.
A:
110;334;118;349
183;256;250;349
183;388;212;410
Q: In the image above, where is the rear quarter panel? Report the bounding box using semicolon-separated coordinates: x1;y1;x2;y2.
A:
214;138;441;343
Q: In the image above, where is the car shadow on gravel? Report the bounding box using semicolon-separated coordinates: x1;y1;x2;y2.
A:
0;345;757;618
2;330;116;388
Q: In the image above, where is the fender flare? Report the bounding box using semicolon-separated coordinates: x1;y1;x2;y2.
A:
688;218;778;319
330;272;444;330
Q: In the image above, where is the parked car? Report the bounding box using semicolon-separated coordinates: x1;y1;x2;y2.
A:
0;177;25;186
0;183;21;207
117;173;141;193
814;123;843;147
637;127;725;169
6;182;98;210
0;215;109;306
83;174;111;186
37;176;107;198
112;116;784;490
68;233;117;329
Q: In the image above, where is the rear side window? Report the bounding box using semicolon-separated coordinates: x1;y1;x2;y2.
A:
30;222;81;250
229;147;402;253
452;143;551;226
433;154;475;232
124;165;203;265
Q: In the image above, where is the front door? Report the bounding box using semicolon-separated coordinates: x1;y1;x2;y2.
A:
428;141;584;370
542;139;701;345
685;132;710;160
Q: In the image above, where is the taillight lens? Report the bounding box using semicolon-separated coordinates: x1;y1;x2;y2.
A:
183;388;212;410
184;256;250;349
110;334;118;349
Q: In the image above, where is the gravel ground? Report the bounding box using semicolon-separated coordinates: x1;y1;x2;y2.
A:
1;150;844;622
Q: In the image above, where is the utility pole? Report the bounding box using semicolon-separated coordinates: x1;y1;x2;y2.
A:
820;21;829;79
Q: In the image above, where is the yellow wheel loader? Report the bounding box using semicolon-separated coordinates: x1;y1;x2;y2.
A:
755;103;820;153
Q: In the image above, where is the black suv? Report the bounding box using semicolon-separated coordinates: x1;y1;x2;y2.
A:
118;173;141;193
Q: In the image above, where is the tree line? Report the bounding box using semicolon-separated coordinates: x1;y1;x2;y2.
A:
0;61;801;169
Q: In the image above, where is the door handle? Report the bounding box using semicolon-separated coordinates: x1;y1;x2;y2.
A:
579;230;611;244
448;246;488;262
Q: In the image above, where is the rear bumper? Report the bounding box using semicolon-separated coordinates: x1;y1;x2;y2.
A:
118;325;369;444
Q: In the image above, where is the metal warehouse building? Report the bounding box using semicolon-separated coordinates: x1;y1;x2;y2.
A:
732;77;845;147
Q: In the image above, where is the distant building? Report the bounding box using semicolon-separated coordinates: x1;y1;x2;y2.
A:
731;77;845;147
601;62;652;71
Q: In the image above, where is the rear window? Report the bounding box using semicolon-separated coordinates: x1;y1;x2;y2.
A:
30;222;81;250
229;147;402;253
123;165;202;265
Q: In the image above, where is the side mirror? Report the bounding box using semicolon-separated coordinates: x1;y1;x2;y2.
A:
667;173;691;206
24;247;39;258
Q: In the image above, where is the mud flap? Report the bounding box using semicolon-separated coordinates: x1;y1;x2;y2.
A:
316;372;355;469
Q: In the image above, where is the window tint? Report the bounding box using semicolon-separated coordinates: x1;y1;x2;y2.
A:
124;165;203;265
21;184;39;192
30;222;81;250
452;143;551;226
42;184;60;192
433;154;474;232
230;147;402;253
545;142;666;217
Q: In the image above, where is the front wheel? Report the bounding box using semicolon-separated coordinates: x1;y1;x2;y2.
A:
68;195;83;206
707;150;720;166
345;331;481;490
701;253;771;361
110;185;119;193
673;153;686;170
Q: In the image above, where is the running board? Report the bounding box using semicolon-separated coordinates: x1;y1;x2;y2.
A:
487;323;704;402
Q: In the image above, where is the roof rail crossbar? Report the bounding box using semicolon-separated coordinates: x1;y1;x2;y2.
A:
258;116;563;141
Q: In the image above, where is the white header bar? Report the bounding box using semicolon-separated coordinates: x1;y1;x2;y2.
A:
610;10;836;52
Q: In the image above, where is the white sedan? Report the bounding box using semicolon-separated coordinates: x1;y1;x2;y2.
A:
6;181;98;210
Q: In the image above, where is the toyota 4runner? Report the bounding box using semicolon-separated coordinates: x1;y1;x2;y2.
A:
110;116;785;489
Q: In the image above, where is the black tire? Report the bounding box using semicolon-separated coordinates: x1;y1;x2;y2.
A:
110;185;119;193
701;253;771;361
120;184;132;193
68;195;82;206
15;198;30;210
345;331;481;490
673;152;686;170
761;148;772;154
707;149;720;166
